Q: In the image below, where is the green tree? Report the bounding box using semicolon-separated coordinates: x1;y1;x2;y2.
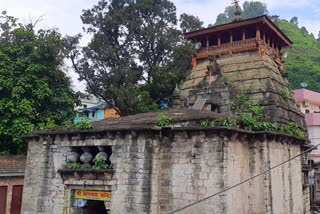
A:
311;33;315;39
274;19;320;92
215;1;267;25
68;0;195;116
0;11;79;154
300;26;309;35
290;17;298;26
242;1;268;19
215;6;238;25
179;13;204;33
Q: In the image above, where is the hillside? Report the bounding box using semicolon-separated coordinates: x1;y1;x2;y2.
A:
275;19;320;92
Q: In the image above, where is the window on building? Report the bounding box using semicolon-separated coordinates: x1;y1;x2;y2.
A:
92;111;96;118
306;109;310;113
83;104;87;108
211;104;219;113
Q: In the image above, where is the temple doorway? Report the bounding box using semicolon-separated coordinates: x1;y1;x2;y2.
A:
86;200;108;214
71;189;112;214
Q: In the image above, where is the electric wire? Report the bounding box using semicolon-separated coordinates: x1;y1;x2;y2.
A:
169;143;320;214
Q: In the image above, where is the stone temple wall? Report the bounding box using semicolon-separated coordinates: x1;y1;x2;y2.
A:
21;127;309;214
176;51;305;126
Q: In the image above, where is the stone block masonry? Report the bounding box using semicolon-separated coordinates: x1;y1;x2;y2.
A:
177;51;305;126
21;115;310;214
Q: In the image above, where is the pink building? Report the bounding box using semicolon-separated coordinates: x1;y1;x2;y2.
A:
294;89;320;162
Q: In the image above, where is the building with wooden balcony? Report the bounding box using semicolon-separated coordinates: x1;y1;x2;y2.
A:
186;15;291;68
174;15;304;126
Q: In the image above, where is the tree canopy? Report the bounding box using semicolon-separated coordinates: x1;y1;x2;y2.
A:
0;11;79;154
68;0;197;116
180;13;204;33
275;19;320;92
215;1;268;25
290;17;298;26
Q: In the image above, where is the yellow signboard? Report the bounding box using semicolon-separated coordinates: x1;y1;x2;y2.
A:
74;190;112;201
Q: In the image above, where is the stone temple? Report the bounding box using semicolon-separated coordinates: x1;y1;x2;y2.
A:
21;15;311;214
173;15;305;126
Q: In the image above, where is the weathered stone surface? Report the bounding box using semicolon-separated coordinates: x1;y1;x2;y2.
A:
176;51;305;126
21;124;310;214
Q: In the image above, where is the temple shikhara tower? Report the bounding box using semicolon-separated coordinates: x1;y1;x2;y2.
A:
20;2;311;214
174;12;304;126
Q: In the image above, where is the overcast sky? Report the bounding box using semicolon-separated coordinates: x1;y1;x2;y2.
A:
2;0;320;91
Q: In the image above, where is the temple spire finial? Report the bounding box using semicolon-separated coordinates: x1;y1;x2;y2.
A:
232;0;242;22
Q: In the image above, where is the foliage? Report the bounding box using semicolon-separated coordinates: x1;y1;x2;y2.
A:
215;6;238;25
68;156;112;170
180;13;204;33
242;1;268;19
200;95;306;137
0;11;79;154
67;0;195;116
282;88;292;101
156;113;172;127
231;95;278;131
215;1;267;25
280;123;307;138
75;117;93;130
92;156;112;170
290;17;298;26
300;26;309;36
213;117;238;128
68;163;82;169
201;120;211;127
274;19;320;92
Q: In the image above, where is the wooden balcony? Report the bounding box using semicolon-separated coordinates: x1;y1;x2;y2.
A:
195;38;258;59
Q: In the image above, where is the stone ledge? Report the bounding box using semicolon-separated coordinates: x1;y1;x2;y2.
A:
58;169;114;182
25;125;310;149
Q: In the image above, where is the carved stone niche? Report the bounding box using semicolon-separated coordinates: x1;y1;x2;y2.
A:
58;169;114;182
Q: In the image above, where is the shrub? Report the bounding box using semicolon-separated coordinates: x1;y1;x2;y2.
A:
156;113;173;127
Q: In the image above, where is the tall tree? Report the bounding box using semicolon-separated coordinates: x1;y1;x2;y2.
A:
300;26;309;35
242;1;268;19
215;6;238;25
68;0;195;116
0;11;79;154
290;17;298;26
318;31;320;41
215;1;267;25
179;13;204;33
311;33;315;38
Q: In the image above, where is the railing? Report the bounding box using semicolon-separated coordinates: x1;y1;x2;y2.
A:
197;38;257;56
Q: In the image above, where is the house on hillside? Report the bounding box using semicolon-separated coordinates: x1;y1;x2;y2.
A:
0;155;25;214
294;88;320;206
75;96;119;123
294;89;320;161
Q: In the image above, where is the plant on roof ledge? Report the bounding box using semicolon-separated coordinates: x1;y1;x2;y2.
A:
75;116;93;130
156;113;173;127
